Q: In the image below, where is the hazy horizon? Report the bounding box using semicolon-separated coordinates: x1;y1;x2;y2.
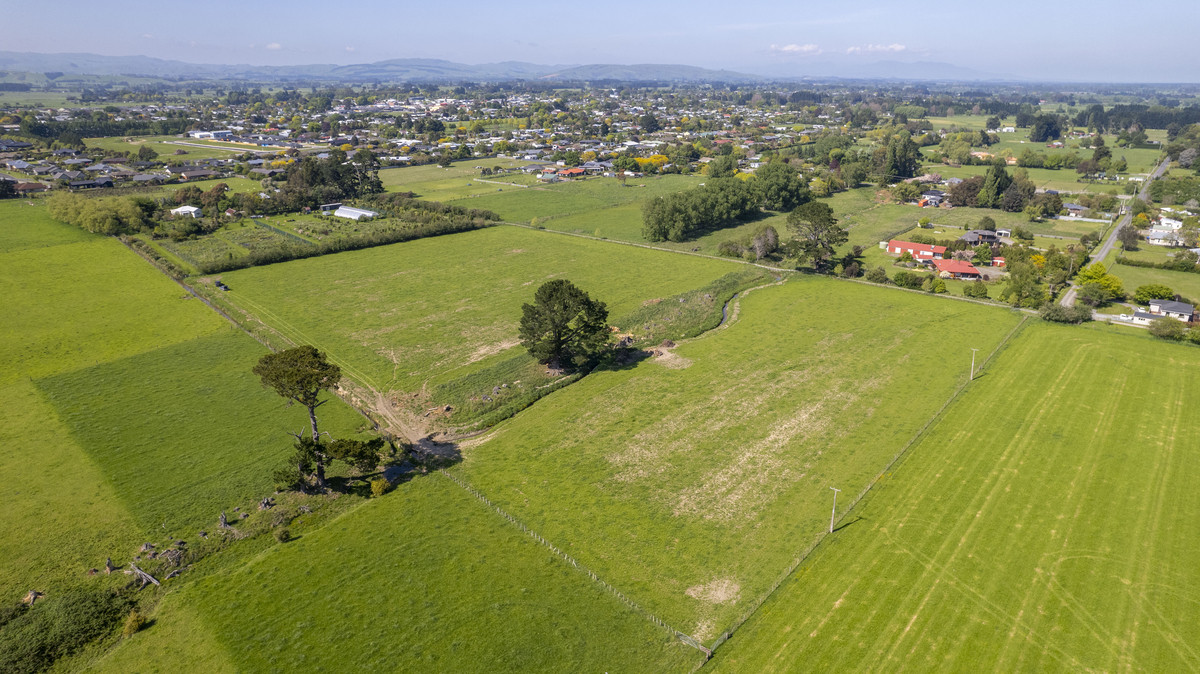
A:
8;0;1200;83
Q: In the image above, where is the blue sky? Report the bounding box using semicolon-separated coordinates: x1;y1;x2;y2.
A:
9;0;1200;81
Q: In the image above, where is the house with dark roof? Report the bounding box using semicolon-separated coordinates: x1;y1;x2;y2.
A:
1149;299;1194;322
961;229;998;245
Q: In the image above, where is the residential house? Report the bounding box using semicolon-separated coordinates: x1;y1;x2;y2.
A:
170;205;202;218
931;258;982;279
180;169;219;181
886;239;946;260
919;190;945;207
1064;203;1086;217
960;229;998;245
1149;299;1194;322
1145;230;1183;247
15;182;48;194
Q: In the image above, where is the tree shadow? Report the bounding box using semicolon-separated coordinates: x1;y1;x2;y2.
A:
599;347;654;372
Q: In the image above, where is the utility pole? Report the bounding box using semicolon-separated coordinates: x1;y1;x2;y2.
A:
970;348;980;381
829;487;841;533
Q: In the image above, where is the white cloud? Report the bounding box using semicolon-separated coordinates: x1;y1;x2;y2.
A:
847;43;906;54
265;42;282;51
345;46;356;52
141;33;153;40
771;43;822;55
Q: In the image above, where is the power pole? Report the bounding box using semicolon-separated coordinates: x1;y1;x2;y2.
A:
970;348;980;381
829;487;841;533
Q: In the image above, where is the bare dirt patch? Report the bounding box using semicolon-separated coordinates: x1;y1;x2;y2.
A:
686;578;742;604
465;338;520;366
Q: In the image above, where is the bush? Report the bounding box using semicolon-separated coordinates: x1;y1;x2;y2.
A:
1134;283;1176;304
370;477;392;497
274;528;292;543
892;270;926;289
122;610;147;638
864;266;889;284
1039;302;1092;323
963;279;990;298
1149;317;1186;341
0;591;130;674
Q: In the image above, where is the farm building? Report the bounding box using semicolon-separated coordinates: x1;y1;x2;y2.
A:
333;206;378;220
931;259;982;280
170;205;202;218
885;239;946;260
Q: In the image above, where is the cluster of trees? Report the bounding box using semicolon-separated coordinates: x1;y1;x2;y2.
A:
717;225;780;261
17;116;189;144
46;192;156;235
942;165;1064;219
1148;176;1200;206
642;161;816;242
642;178;759;241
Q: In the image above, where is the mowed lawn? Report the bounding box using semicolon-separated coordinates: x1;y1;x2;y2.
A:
1109;261;1200;303
94;476;703;673
710;322;1200;672
214;225;741;392
455;277;1025;640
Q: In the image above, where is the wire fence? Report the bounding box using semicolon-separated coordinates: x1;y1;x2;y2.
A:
709;315;1031;659
436;469;711;657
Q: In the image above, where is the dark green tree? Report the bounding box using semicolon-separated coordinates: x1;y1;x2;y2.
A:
639;113;661;133
754;161;811;211
787;201;847;271
253;346;341;489
976;164;1012;208
519;280;610;368
136;144;158;161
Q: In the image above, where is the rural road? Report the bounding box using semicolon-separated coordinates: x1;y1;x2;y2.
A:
1060;157;1170;308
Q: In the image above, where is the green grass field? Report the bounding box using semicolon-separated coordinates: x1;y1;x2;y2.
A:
1110;260;1200;302
37;331;371;533
84;135;263;161
0;204;368;601
92;476;702;673
454;277;1024;640
380;159;533;201
209;225;741;393
709;322;1200;671
0;200;94;253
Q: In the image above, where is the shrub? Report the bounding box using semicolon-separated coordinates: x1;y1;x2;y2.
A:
1039;302;1092;323
1149;317;1186;341
892;270;926;289
274;528;292;543
864;266;889;284
1134;283;1176;304
122;610;147;638
963;279;990;299
370;477;392;497
1187;328;1200;345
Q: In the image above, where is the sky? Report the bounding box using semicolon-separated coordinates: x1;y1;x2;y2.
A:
7;0;1200;82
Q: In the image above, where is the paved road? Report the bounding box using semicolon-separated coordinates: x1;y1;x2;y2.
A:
1060;158;1171;307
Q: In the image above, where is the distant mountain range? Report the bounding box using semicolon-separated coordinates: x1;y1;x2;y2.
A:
0;51;1007;83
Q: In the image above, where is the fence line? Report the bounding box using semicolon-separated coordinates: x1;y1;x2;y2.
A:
252;219;317;245
436;469;710;657
709;315;1031;659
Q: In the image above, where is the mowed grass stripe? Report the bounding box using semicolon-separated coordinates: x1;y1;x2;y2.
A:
708;324;1200;672
116;476;702;672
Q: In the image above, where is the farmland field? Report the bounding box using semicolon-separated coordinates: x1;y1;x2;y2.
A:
453;277;1025;640
0;205;367;600
209;225;741;392
709;322;1200;672
92;476;702;673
